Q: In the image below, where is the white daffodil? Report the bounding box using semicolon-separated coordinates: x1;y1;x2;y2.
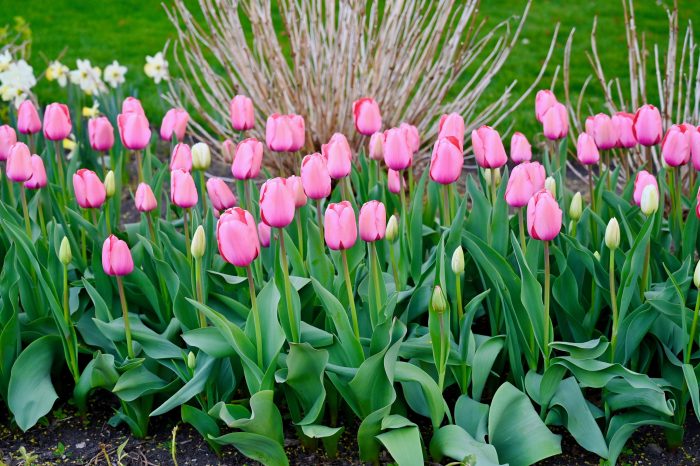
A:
46;61;70;87
104;60;127;88
0;51;12;72
144;52;169;84
70;59;106;96
0;59;36;106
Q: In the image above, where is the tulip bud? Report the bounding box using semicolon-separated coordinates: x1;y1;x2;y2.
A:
694;261;700;288
187;351;196;370
569;192;582;221
104;170;116;198
59;237;72;265
191;142;211;170
222;139;236;164
640;184;659;216
386;215;399;243
545;176;556;197
191;225;206;259
605;218;620;250
451;246;465;275
483;167;501;187
430;286;447;314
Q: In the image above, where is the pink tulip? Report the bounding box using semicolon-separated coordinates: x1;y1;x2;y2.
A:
88;117;115;152
170;169;198;209
401;123;420;153
73;169;106;209
322;133;352;179
586;113;617;150
324;201;357;250
258;221;271;248
576;132;600;165
359;200;386;242
217;207;260;266
25;155;47;189
170;143;193;172
542;103;568;140
527;189;562;241
633;170;658;206
135;183;158;212
160;108;189;141
260;177;295;228
122;97;145;116
222;139;236;164
369;132;384;161
430;136;463;184
505;161;546;208
438;113;465;149
661;124;692;167
353;97;382;135
230;95;255;131
612;112;637;148
286;175;307;208
510;132;532;163
232;138;263;180
43;103;72;141
471;126;507;169
266;113;305;152
633;104;663;146
301;153;332;199
696;187;700;219
102;235;134;276
17;101;41;135
206;177;237;211
0;125;17;161
6;143;33;182
383;127;412;171
535;90;558;123
117;112;151;150
691;126;700;171
388;169;402;194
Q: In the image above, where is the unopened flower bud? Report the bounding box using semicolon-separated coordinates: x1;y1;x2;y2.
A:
451;246;465;275
569;192;582;221
695;261;700;288
191;225;206;259
104;170;115;198
605;218;620;250
191;142;211;170
483;167;501;187
187;351;196;370
430;285;447;314
640;184;659;216
545;176;556;197
386;215;399;243
59;236;72;265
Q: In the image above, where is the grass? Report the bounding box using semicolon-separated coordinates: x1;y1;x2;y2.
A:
3;0;696;140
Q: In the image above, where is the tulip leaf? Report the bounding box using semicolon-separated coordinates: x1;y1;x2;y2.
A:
430;425;503;466
151;354;216;416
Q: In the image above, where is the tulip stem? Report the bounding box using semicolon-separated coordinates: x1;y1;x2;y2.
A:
279;229;299;343
147;212;156;243
19;185;31;238
370;242;382;327
518;208;526;253
184;208;191;264
195;256;206;328
105;201;112;234
245;180;254;219
399;170;408;239
543;241;551;369
490;168;497;208
91;208;98;227
437;311;448;392
609;249;619;362
37;196;47;238
455;271;463;322
116;276;135;359
247;265;264;368
442;185;451;226
389;242;400;292
686;291;700;365
135;150;144;184
54;141;66;204
588;166;596;212
101;151;107;177
341;249;360;339
81;210;87;264
4;172;15;205
199;171;208;218
640;242;650;300
316;199;324;240
296;214;304;258
62;263;79;383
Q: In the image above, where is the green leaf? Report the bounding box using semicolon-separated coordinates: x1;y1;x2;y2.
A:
150;354;216;416
376;417;424;466
208;432;289;466
471;336;504;402
181;405;221;455
430;425;503;466
275;342;328;425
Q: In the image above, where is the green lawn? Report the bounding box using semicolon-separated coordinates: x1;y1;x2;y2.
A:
3;0;695;139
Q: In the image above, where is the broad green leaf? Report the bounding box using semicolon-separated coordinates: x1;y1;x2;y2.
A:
430;425;503;466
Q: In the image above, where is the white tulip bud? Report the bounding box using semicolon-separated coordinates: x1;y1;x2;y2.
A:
640;184;659;216
59;236;72;265
605;218;620;250
569;192;582;221
430;286;447;314
191;225;206;259
451;246;465;275
386;215;399;243
191;142;211;170
545;176;556;197
104;170;116;198
694;261;700;288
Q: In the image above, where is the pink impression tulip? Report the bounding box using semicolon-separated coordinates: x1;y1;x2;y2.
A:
383;127;412;171
16;100;41;135
542;102;569;140
576;132;600;165
102;235;134;276
286;175;307;208
527;189;562;241
430;136;463;184
117;112;151;150
6;143;33;182
301;153;332;200
88;117;115;152
160;108;189;141
222;139;236;164
135;182;158;212
206;177;237;211
359;200;386;242
633;104;663;146
322;133;352;179
43;103;72;141
612;112;637;148
661;124;693;167
586;113;618;150
260;177;295;228
505;161;546;208
25;155;47;189
232;138;263;180
170;169;198;209
258;221;271;248
510;132;532;163
73;169;106;209
438;113;465;149
230;95;255;131
217;207;260;266
401;123;420;154
122;97;145;115
170;143;193;172
353;98;382;135
0;125;17;161
266;113;305;152
633;170;658;206
324;201;357;250
388;169;402;194
471;126;507;169
369;132;384;161
535;90;558;123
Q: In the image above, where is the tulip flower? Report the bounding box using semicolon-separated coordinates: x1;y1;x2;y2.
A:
322;133;352;179
206;177;237;212
353;97;382;135
388;168;402;194
527;189;562;242
73;169;106;209
586;114;618;151
160;108;189;141
471;126;507;169
505;162;545;209
191;142;211;171
359;200;386;242
6;143;33;182
232;138;263;180
118;111;151;151
576;132;600;165
612;112;637;148
510;132;532;163
691;126;700;171
102;234;135;358
401;123;420;154
542;102;569;140
0;125;17;161
633;170;658;206
569;192;583;236
43;103;72;141
170;143;193;172
17;100;41;135
230;95;255;131
135;182;158;212
171;169;198;209
122;97;145;115
633;104;663;146
535;90;558;123
383;127;412;171
88;116;115;153
266;113;305;152
697;187;700;219
25;155;47;189
258;221;271;248
301;153;331;209
222;139;236;164
430;136;463;185
369;132;384;161
661;124;692;167
258;177;294;231
438;113;465;149
640;184;659;216
286;175;307;209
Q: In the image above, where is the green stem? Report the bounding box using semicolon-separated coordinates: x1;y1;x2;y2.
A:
279;230;299;343
4;171;15;205
341;249;360;339
370;242;382;327
543;241;551;369
686;291;700;365
147;212;156;243
442;184;451;226
195;257;206;327
247;266;264;367
389;241;400;291
62;264;78;382
438;312;448;392
455;272;463;321
101;151;107;177
316;199;324;240
38;195;47;238
640;242;650;300
609;250;619;362
490;168;497;208
296;214;304;259
184;208;191;264
199;171;208;218
19;184;31;237
117;276;135;359
135;150;144;184
399;170;409;242
105;201;112;234
518;208;526;253
54;141;66;205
